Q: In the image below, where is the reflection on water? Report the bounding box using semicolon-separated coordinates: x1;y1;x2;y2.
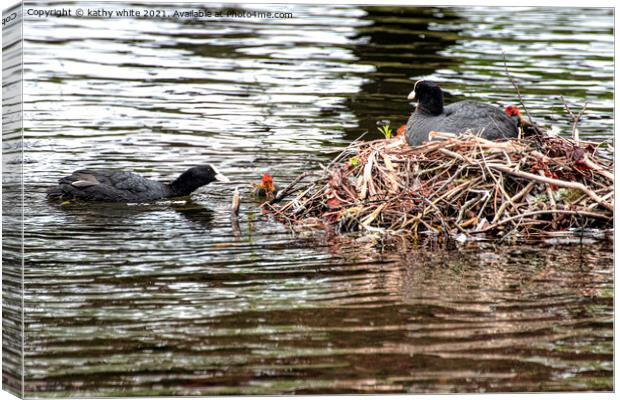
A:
8;1;614;396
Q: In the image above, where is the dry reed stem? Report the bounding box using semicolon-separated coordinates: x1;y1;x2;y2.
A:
487;163;613;212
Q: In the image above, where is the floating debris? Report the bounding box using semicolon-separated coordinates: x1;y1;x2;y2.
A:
231;187;240;216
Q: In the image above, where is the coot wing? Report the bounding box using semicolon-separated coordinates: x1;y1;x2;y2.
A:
59;170;111;186
443;101;504;119
442;101;518;137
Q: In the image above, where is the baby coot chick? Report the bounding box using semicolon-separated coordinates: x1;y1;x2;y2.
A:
254;173;279;198
47;165;230;202
405;80;519;146
504;105;544;137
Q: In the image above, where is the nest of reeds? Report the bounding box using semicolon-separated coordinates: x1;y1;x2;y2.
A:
268;132;614;240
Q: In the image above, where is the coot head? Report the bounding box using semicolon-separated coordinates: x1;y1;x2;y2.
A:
170;164;230;196
407;80;444;115
180;165;229;183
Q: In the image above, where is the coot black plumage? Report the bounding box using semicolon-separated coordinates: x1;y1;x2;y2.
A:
47;165;230;202
405;80;519;146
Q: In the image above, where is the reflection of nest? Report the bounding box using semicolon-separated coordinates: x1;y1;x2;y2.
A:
272;133;613;240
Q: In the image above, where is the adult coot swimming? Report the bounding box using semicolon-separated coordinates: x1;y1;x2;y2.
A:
47;165;230;202
405;80;518;146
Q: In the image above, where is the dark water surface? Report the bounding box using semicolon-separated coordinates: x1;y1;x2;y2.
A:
11;2;616;395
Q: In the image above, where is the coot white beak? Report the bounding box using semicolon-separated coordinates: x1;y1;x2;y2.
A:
215;172;230;183
407;89;416;101
210;165;230;183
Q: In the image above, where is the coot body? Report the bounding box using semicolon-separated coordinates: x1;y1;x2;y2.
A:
405;80;518;146
47;165;229;202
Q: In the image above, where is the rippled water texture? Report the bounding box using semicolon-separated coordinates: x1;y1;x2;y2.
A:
7;2;615;396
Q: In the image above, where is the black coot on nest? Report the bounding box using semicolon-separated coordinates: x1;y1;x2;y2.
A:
47;165;230;202
405;80;519;146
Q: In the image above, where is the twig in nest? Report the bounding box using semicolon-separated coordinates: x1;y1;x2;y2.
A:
326;130;369;169
487;162;613;212
560;95;588;141
473;209;611;234
264;171;314;206
502;53;534;124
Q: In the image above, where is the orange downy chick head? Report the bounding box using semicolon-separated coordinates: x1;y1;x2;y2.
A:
261;173;275;192
504;105;521;118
